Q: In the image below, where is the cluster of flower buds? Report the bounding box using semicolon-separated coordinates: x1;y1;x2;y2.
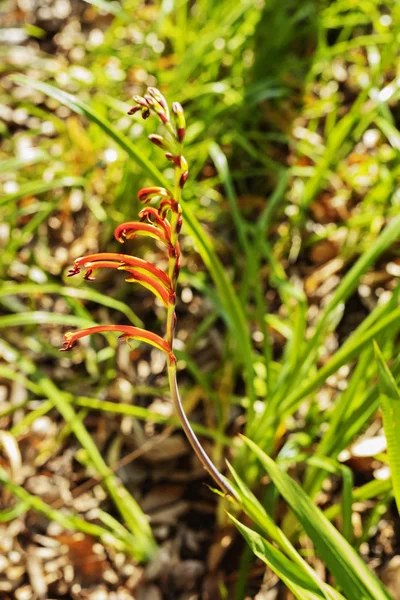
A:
60;87;186;363
128;88;188;189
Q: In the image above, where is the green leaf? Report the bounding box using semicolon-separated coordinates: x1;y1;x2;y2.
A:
0;283;143;327
0;176;85;207
374;342;400;513
241;436;393;600
229;515;328;600
226;463;341;600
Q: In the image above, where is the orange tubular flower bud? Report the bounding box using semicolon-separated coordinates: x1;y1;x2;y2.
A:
159;198;180;218
68;253;171;289
123;270;174;307
139;207;171;238
60;325;175;363
138;186;171;204
114;221;168;244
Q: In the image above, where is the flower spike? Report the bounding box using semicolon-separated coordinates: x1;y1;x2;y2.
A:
61;87;237;500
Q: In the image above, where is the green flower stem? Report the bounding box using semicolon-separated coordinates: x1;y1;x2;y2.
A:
167;362;238;499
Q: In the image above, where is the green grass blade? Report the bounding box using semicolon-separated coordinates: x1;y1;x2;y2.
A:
374;342;400;513
0;177;85;207
226;462;339;600
0;151;49;174
0;283;143;327
229;515;330;600
0;465;136;554
241;436;393;600
39;378;156;560
0;311;96;329
209;142;250;257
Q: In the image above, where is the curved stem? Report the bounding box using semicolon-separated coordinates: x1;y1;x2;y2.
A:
168;363;238;500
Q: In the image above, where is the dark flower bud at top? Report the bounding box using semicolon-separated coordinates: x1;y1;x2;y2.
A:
148;87;168;110
132;95;149;107
172;102;186;142
144;95;168;124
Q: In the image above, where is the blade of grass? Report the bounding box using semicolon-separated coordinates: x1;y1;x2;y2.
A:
242;436;393;600
226;462;341;600
0;283;142;327
374;342;400;513
0;176;85;207
230;515;332;600
0;465;137;554
0;151;49;174
38;378;156;560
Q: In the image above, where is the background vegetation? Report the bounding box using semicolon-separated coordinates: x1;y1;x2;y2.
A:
0;0;400;598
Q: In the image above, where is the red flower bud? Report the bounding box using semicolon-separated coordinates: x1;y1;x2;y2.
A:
148;87;168;110
179;171;189;188
172;102;186;142
132;95;148;107
148;134;170;151
127;106;141;115
138;186;171;204
114;221;168;244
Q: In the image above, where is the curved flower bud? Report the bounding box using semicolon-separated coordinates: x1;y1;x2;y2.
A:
114;221;168;244
138;186;172;204
122;269;175;307
127;106;141;116
179;171;189;188
138;207;171;238
69;253;171;290
147;87;168;110
159;198;180;218
60;325;175;363
144;94;168;124
132;95;149;107
148;134;171;151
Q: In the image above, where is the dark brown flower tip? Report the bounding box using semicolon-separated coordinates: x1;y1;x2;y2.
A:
59;339;77;352
179;171;189;188
67;265;80;277
142;108;151;120
148;134;170;150
128;106;141;115
83;269;96;281
177;128;185;143
174;260;181;280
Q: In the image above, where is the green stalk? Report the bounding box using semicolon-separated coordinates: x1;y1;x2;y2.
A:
167;363;237;499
